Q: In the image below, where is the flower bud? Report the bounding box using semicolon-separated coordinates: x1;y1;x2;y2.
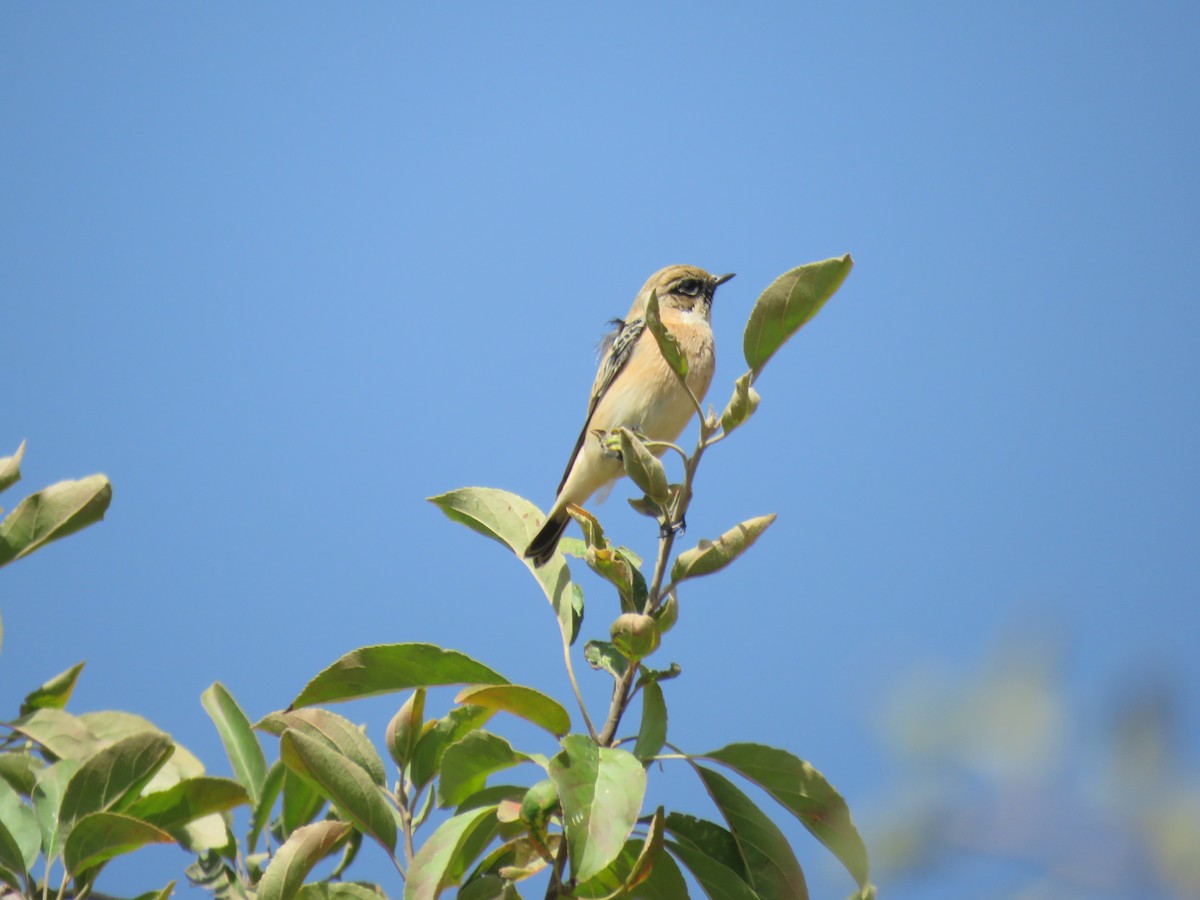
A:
610;613;660;661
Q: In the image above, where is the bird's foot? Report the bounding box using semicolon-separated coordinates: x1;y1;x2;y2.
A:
594;428;624;461
659;515;686;539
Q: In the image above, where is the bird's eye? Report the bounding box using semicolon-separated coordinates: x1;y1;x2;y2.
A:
677;278;703;296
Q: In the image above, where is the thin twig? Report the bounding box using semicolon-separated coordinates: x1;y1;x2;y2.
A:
562;635;599;742
597;413;720;745
641;439;689;463
398;780;416;867
682;378;706;421
544;834;570;899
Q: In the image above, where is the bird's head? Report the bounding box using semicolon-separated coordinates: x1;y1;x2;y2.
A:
628;265;735;320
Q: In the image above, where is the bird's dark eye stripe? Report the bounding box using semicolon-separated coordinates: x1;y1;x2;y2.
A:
676;278;703;296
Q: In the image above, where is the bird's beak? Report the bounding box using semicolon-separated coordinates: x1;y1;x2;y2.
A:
713;272;736;288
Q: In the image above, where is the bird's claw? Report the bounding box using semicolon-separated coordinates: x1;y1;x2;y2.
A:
595;429;624;461
659;515;686;539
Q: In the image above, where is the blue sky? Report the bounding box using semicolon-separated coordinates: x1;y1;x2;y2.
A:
3;4;1198;897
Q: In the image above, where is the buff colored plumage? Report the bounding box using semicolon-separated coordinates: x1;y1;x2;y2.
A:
524;265;733;566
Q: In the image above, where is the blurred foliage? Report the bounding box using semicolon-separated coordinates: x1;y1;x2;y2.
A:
871;634;1200;898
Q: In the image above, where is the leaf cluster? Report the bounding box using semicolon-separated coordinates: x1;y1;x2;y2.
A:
0;257;871;899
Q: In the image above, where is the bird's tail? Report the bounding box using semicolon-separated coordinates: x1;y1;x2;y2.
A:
524;511;570;568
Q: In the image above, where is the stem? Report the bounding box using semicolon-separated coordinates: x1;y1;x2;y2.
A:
595;414;721;747
398;780;416;867
682;378;706;421
645;523;677;613
641;439;688;463
544;834;570;899
597;664;637;747
562;636;599;742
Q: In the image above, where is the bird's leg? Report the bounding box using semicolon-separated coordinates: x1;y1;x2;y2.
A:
658;515;686;539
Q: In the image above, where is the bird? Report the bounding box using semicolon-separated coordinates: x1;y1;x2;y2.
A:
524;265;734;567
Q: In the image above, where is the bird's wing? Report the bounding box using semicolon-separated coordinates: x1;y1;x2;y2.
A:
554;317;647;496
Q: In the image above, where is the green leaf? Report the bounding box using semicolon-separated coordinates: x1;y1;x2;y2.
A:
671;515;776;584
0;803;31;882
201;682;268;806
633;681;668;762
296;884;387;900
588;547;646;614
9;709;101;761
0;868;22;893
456;684;571;738
616;428;670;505
136;884;177;900
20;662;85;715
565;503;609;550
62;812;173;876
248;760;286;854
279;729;397;853
410;705;494;792
624;806;666;894
571;834;669;899
290;643;508;709
385;689;425;769
257;820;353;900
175;812;234;856
0;751;43;796
132;883;177;900
0;779;39;874
630;840;690;899
403;805;497;900
0;474;112;567
548;734;646;883
518;778;559;859
74;710;161;744
444;807;500;885
429;487;579;644
457;874;519;900
627;495;664;519
701;743;870;888
471;831;558;884
183;851;240;894
743;255;853;377
559;536;587;558
0;441;25;495
32;759;80;862
583;640;628;681
663;812;747;882
665;838;757;900
258;708;387;788
645;289;688;378
636;663;682;689
123;777;248;836
456;783;527;815
59;732;175;836
281;767;325;837
329;818;362;879
695;766;808;899
652;591;679;635
572;817;687;898
719;372;761;437
438;732;529;808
